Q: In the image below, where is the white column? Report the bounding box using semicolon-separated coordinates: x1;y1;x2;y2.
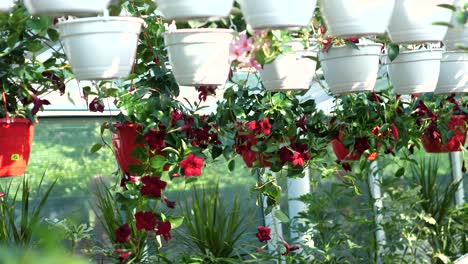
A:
287;168;310;240
369;160;386;264
450;152;465;206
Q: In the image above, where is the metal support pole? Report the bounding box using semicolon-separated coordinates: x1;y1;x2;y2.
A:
287;168;310;241
449;151;465;206
369;160;386;264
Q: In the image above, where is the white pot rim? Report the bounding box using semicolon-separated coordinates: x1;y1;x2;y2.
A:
164;28;234;35
57;16;145;26
324;43;383;50
390;49;444;64
319;43;383;61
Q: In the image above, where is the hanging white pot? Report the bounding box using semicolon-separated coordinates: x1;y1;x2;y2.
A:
164;29;234;87
260;41;317;91
154;0;234;21
319;0;395;37
388;49;443;94
57;17;144;81
444;1;468;51
319;43;383;95
238;0;317;29
25;0;111;16
0;0;15;13
435;51;468;94
388;0;454;44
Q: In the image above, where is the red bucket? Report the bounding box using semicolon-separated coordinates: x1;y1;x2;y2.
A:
421;115;467;153
111;123;144;176
0;118;34;177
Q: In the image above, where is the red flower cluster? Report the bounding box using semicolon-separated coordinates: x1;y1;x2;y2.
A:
144;128;166;152
179;153;204;177
234;132;270;168
248;118;272;136
256;226;271;242
115;223;131;243
135;211;156;231
140;176;167;198
195;85;217;102
279;143;311;167
156;220;172;241
319;26;360;52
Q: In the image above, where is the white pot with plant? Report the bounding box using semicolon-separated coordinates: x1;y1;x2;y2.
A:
387;0;455;44
164;28;234;87
238;0;317;29
444;0;468;50
0;0;15;13
259;40;317;91
319;41;383;95
388;48;444;94
25;0;111;16
57;17;144;81
154;0;234;21
319;0;396;37
435;51;468;93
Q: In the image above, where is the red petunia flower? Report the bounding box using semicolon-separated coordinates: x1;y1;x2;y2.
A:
259;118;272;136
256;226;271;242
89;97;104;113
115;224;131;243
179;154;204;177
134;211;156;231
140;176;167;198
144;129;166;152
115;249;131;263
282;241;300;256
156;220;172;241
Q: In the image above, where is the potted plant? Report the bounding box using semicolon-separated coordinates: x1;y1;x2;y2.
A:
238;0;317;29
0;4;68;177
435;51;468;94
329;90;408;164
412;94;467;153
387;0;454;44
318;0;395;37
444;0;468;51
387;45;444;94
24;0;111;16
56;16;144;80
154;0;234;21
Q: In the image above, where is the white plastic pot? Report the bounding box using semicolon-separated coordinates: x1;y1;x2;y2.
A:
388;49;443;94
0;0;15;13
154;0;234;20
319;43;383;95
164;29;234;87
319;0;395;37
57;17;144;81
25;0;111;16
260;41;317;91
388;0;454;44
238;0;317;29
435;51;468;94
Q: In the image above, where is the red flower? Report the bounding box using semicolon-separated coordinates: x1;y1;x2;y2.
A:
346;37;359;43
342;162;352;172
390;123;399;140
140;176;167;198
89;97;104;113
296;115;307;131
0;192;4;198
179;154;204;177
248;121;257;131
256;226;271;242
115;249;131;263
144;129;166;152
135;211;156;231
156;220;172;241
196;85;217;102
282;241;300;256
366;152;378;161
170;110;183;124
115;224;131;243
164;197;176;209
371;126;380;137
259;118;272;136
354;137;370;154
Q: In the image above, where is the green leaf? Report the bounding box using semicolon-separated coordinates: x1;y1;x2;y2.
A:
228;160;235;172
388;43;400;62
90;143;103;153
395;167;405;178
437;4;456;12
432;21;454;28
47;28;59;42
274;210;289;223
150;155;166;170
168;216;184;229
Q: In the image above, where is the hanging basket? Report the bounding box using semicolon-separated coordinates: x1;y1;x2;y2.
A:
319;43;382;95
0;0;15;13
319;0;395;37
435;51;468;94
238;0;317;30
388;49;443;95
164;28;234;87
0;118;35;177
421;115;467;153
387;0;454;44
260;40;317;91
154;0;234;21
57;17;144;81
111;123;145;176
24;0;111;16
